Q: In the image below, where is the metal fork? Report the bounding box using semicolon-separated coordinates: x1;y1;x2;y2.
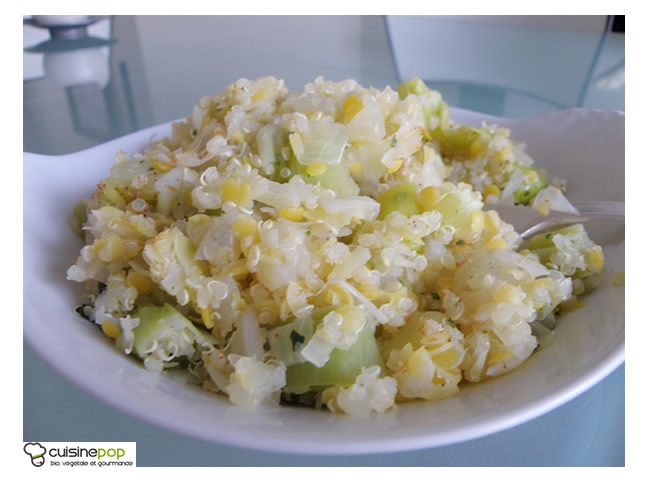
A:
483;200;625;240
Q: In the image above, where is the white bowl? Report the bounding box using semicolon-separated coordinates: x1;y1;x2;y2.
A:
23;108;624;454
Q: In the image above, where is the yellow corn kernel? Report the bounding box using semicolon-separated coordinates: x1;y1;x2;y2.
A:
349;162;362;174
152;160;172;173
418;186;441;211
238;182;252;206
279;206;305;222
482;184;501;200
306;163;327;177
232;215;258;237
221;179;240;203
487;236;509;249
101;320;121;339
470;211;485;233
588;246;605;273
611;272;625;286
388;158;403;174
200;307;215;329
231;129;245;144
495;146;512;161
469;139;485;158
127;271;153;295
519;249;531;256
495;283;520;304
340;94;364;123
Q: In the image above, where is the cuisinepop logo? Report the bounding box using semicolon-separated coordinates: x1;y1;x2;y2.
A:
24;442;46;467
23;442;136;468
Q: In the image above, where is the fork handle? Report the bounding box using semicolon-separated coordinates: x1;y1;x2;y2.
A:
571;200;625;218
521;200;624;239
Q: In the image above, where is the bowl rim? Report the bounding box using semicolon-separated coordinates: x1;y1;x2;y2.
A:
23;107;625;455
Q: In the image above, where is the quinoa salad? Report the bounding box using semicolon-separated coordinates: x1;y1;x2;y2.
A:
66;76;605;416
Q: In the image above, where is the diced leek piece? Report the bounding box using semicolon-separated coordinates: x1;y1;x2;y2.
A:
347;102;386;142
132;304;218;359
154;167;197;216
228;306;264;361
268;316;316;366
295;119;348;166
435;125;490;158
381;311;446;356
529;224;586;252
256;124;284;169
174;231;210;276
397;78;430;98
378;182;418;220
73;200;88;226
433;188;483;230
288;152;360;196
513;164;547;204
529;247;556;265
397;77;449;135
530;320;555;351
284;326;383;393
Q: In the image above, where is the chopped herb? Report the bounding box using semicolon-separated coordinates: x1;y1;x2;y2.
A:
148;167;155;171
545;233;552;240
482;329;488;334
138;160;145;164
122;266;128;272
456;240;465;246
205;208;224;216
391;135;397;147
290;330;305;351
432;292;440;300
306;230;311;236
192;129;198;136
446;319;455;327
